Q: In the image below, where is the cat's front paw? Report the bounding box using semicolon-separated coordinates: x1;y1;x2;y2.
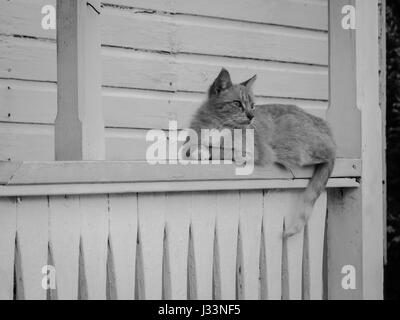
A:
190;145;211;161
233;152;253;167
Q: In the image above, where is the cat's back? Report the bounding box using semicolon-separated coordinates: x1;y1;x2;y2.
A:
255;104;332;135
253;104;336;165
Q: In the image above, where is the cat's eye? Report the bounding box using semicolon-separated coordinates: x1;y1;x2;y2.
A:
233;100;243;109
250;103;255;110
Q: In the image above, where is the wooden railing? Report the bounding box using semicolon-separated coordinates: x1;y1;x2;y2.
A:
0;160;360;300
0;0;383;301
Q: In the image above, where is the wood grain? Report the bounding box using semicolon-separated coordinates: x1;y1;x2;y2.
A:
0;36;328;99
49;195;80;300
0;197;17;300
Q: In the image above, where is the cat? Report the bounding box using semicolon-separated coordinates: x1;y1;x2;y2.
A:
189;68;336;237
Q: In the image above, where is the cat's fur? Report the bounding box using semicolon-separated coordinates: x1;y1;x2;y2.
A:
189;68;336;237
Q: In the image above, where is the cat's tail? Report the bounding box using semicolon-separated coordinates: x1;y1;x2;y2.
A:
284;158;335;238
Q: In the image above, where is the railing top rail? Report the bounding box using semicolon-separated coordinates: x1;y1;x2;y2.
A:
0;159;360;197
0;159;360;186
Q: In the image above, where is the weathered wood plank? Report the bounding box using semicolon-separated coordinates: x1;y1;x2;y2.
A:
213;191;240;299
0;0;328;63
106;0;328;30
281;191;304;300
163;193;191;299
108;194;137;299
261;190;285;300
136;193;165;299
79;195;109;300
302;191;327;300
0;36;328;100
0;80;328;129
188;192;216;300
0;158;361;186
0;178;359;198
236;190;263;300
48;195;80;300
16;197;49;300
0;197;17;300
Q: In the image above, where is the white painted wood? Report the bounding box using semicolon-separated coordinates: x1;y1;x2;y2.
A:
236;190;263;300
326;188;363;299
0;159;361;185
136;193;166;299
0;1;328;64
106;0;328;30
302;191;327;300
0;36;328;100
261;190;285;300
0;197;17;300
214;191;240;299
326;0;384;300
163;193;191;299
281;191;304;300
0;80;328;129
108;194;137;299
356;0;384;300
327;0;361;158
0;178;360;198
174;16;327;65
48;195;80;300
79;195;109;300
55;0;105;160
16;197;49;300
188;192;216;300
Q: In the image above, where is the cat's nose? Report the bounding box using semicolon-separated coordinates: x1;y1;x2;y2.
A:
246;112;254;121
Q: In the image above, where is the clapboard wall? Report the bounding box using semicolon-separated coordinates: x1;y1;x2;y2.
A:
0;0;328;161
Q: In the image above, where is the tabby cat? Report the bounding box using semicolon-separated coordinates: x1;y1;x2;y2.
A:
189;68;336;237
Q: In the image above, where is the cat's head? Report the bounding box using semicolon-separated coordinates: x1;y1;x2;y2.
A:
205;68;257;128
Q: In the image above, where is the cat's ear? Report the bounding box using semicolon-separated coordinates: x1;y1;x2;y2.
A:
208;68;233;97
241;75;257;89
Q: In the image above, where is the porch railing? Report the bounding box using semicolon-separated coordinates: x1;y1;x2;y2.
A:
0;160;360;299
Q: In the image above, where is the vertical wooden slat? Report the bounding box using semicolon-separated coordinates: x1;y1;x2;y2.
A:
79;194;109;300
261;190;285;300
282;191;304;300
0;197;17;300
303;191;327;300
16;197;49;300
189;192;216;300
137;193;165;300
163;193;191;299
108;194;137;300
237;190;263;300
49;195;80;300
214;191;240;300
55;0;105;160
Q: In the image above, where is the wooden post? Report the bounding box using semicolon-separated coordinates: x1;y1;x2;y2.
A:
357;0;384;299
327;0;383;299
327;0;361;158
55;0;105;160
